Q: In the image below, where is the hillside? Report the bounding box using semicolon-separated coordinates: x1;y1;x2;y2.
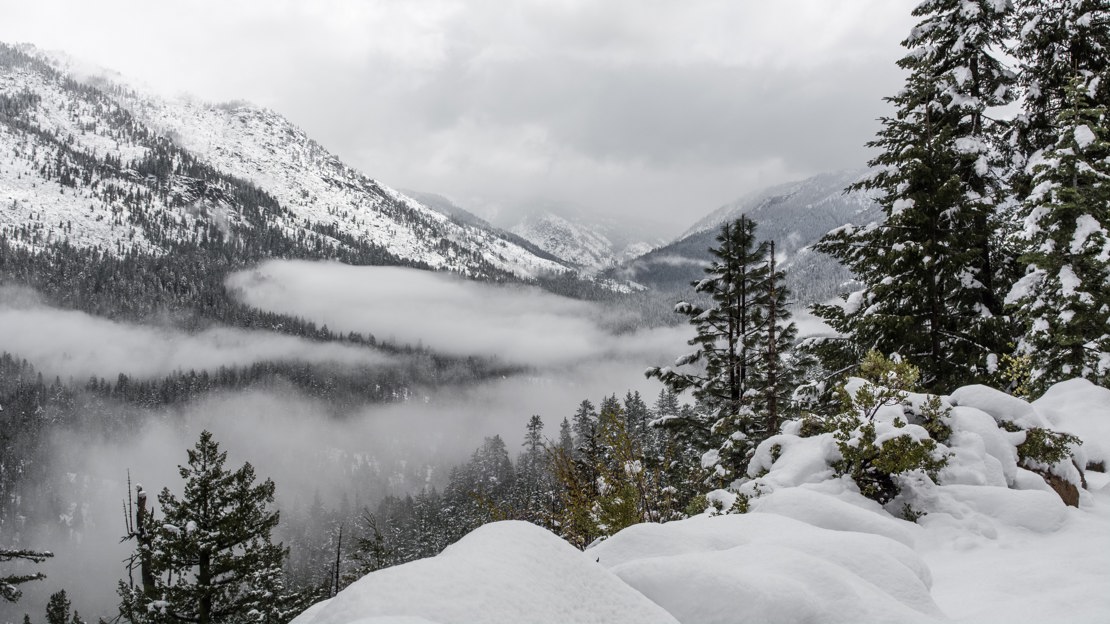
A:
0;43;571;281
611;170;880;305
504;208;664;274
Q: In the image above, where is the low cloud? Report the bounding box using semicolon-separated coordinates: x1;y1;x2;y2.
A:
0;287;390;381
227;260;686;367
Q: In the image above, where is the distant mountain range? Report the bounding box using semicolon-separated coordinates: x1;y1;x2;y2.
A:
504;209;664;274
607;170;882;305
1;41;877;309
0;42;572;281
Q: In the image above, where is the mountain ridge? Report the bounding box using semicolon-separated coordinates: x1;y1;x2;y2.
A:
0;42;573;282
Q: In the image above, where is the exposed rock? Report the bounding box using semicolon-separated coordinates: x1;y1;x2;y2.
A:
1034;469;1080;507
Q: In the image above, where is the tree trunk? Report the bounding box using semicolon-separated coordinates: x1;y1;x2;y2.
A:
135;487;157;599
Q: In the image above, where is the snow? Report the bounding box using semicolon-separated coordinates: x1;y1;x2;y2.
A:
0;46;569;280
290;521;678;624
1070;214;1104;254
1074;124;1095;149
592;513;940;624
1034;379;1110;470
294;382;1110;623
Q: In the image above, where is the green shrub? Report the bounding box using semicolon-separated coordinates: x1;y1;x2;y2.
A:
833;418;948;505
1017;427;1082;468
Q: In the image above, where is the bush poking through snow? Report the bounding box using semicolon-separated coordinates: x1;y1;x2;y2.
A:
823;352;950;505
836;350;920;422
1014;427;1082;470
833;418;948;505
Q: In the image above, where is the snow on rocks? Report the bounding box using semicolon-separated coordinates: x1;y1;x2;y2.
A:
948;384;1051;429
749;485;919;548
290;520;679;624
1034;378;1110;471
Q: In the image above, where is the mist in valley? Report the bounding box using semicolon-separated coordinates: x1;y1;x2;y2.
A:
0;263;693;620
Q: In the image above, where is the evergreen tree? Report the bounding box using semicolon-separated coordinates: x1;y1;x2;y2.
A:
45;590;70;624
556;417;574;456
570;400;598;460
757;240;801;438
514;415;555;526
118;431;308;624
813;0;1017;392
0;547;52;603
1007;74;1110;388
1011;0;1110;185
647;216;798;487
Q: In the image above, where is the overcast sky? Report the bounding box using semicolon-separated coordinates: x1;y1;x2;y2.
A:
0;0;917;236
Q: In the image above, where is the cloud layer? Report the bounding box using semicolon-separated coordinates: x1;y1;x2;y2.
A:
0;288;389;380
227;260;689;367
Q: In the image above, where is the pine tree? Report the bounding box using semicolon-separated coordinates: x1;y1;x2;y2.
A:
648;217;769;419
45;590;70;624
813;0;1017;392
1011;0;1110;185
556;417;574;456
757;240;801;438
570;400;598;460
118;430;308;624
0;547;52;603
1007;74;1110;388
647;216;798;488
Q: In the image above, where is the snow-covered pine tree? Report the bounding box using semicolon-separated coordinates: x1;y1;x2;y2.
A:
570;399;598;461
647;216;795;488
118;430;308;624
0;547;52;603
1007;74;1110;388
557;417;574;456
1004;1;1110;389
45;590;72;624
1010;0;1110;189
758;240;801;438
813;0;1017;392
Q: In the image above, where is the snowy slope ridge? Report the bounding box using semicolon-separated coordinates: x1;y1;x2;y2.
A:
680;169;877;240
613;169;882;304
0;43;569;279
508;210;661;274
292;521;680;624
295;379;1110;623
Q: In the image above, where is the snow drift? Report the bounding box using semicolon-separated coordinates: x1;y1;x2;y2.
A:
293;379;1110;623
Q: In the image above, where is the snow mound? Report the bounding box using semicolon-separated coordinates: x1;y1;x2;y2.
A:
1034;378;1110;470
942;406;1022;487
749;485;918;547
290;521;678;624
948;385;1050;429
591;512;941;624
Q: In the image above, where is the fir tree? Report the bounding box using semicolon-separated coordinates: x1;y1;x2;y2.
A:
1007;74;1110;388
118;430;309;624
647;216;798;487
556;417;574;456
1011;0;1110;186
0;547;52;603
570;400;598;460
45;590;71;624
813;0;1017;392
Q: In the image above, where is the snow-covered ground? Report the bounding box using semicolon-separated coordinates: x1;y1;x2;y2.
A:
292;379;1110;624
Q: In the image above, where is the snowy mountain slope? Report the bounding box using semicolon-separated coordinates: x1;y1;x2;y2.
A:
612;170;881;304
508;209;664;274
0;43;569;279
401;190;568;266
680;170;877;239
